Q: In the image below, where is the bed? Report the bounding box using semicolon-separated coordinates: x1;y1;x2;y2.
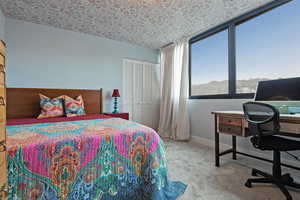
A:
5;88;186;200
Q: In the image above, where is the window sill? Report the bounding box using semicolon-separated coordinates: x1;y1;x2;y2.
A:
189;93;255;100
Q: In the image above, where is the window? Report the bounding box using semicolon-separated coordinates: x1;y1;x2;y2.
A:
191;30;228;96
236;0;300;94
189;0;297;99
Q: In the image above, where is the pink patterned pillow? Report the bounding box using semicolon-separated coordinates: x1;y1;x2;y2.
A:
37;94;64;119
64;95;86;117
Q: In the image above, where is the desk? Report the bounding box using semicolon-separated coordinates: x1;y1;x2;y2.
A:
212;111;300;171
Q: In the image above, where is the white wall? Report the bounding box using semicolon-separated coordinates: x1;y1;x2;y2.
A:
4;18;159;112
0;9;5;40
189;99;251;147
189;99;300;161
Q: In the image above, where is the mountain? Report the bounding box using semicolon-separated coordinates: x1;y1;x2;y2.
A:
191;78;270;95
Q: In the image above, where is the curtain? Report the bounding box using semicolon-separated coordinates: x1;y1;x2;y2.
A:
158;39;190;141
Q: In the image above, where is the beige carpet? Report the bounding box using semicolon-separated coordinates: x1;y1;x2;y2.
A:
164;140;300;200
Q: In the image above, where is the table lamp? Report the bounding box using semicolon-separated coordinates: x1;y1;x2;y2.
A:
112;89;120;113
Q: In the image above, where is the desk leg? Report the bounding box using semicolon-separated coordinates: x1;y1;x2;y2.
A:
215;115;220;167
232;136;237;160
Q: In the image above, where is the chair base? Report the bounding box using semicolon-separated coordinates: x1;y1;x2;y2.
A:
245;168;300;200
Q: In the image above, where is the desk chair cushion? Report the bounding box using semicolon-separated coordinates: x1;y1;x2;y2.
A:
251;136;300;151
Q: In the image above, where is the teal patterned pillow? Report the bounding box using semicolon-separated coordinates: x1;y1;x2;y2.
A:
64;95;86;117
38;94;64;119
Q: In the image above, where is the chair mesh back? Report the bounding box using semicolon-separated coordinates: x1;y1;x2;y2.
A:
243;102;280;136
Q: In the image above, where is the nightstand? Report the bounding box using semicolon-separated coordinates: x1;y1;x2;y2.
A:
104;113;129;120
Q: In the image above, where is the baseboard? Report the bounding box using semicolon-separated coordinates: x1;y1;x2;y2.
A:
190;135;300;169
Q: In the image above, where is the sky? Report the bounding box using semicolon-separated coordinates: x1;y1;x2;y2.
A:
191;0;300;85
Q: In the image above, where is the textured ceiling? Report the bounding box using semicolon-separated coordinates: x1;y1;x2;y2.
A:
0;0;272;49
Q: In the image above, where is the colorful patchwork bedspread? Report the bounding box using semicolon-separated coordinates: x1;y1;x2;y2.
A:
6;118;186;200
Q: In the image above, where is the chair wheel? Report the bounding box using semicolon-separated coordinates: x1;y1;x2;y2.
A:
252;170;258;176
245;181;252;188
282;173;294;183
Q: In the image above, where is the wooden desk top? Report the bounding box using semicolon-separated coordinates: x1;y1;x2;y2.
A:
212;111;300;123
213;111;300;137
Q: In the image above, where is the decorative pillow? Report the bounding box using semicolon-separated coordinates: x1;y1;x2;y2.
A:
37;94;64;119
64;95;86;117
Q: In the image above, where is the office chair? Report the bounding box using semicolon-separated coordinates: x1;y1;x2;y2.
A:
243;102;300;200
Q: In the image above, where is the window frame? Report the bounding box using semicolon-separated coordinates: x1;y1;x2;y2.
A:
189;0;292;99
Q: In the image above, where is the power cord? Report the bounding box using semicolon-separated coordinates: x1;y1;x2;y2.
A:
284;151;300;162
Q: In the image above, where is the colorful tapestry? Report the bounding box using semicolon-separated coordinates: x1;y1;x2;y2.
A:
37;94;64;119
64;95;86;117
6;118;187;200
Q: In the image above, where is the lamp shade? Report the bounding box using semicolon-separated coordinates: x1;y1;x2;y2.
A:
112;89;120;97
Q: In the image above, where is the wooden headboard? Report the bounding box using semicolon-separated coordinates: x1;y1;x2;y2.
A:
7;88;103;119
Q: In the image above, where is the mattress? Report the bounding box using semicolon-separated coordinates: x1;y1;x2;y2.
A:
6;115;186;199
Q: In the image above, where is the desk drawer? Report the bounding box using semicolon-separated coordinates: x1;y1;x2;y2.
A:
219;125;242;136
280;123;300;134
219;116;242;127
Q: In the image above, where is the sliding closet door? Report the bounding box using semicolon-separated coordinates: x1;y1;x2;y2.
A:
123;60;135;121
123;59;160;130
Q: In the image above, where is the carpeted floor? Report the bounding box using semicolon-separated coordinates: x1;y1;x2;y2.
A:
164;140;300;200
